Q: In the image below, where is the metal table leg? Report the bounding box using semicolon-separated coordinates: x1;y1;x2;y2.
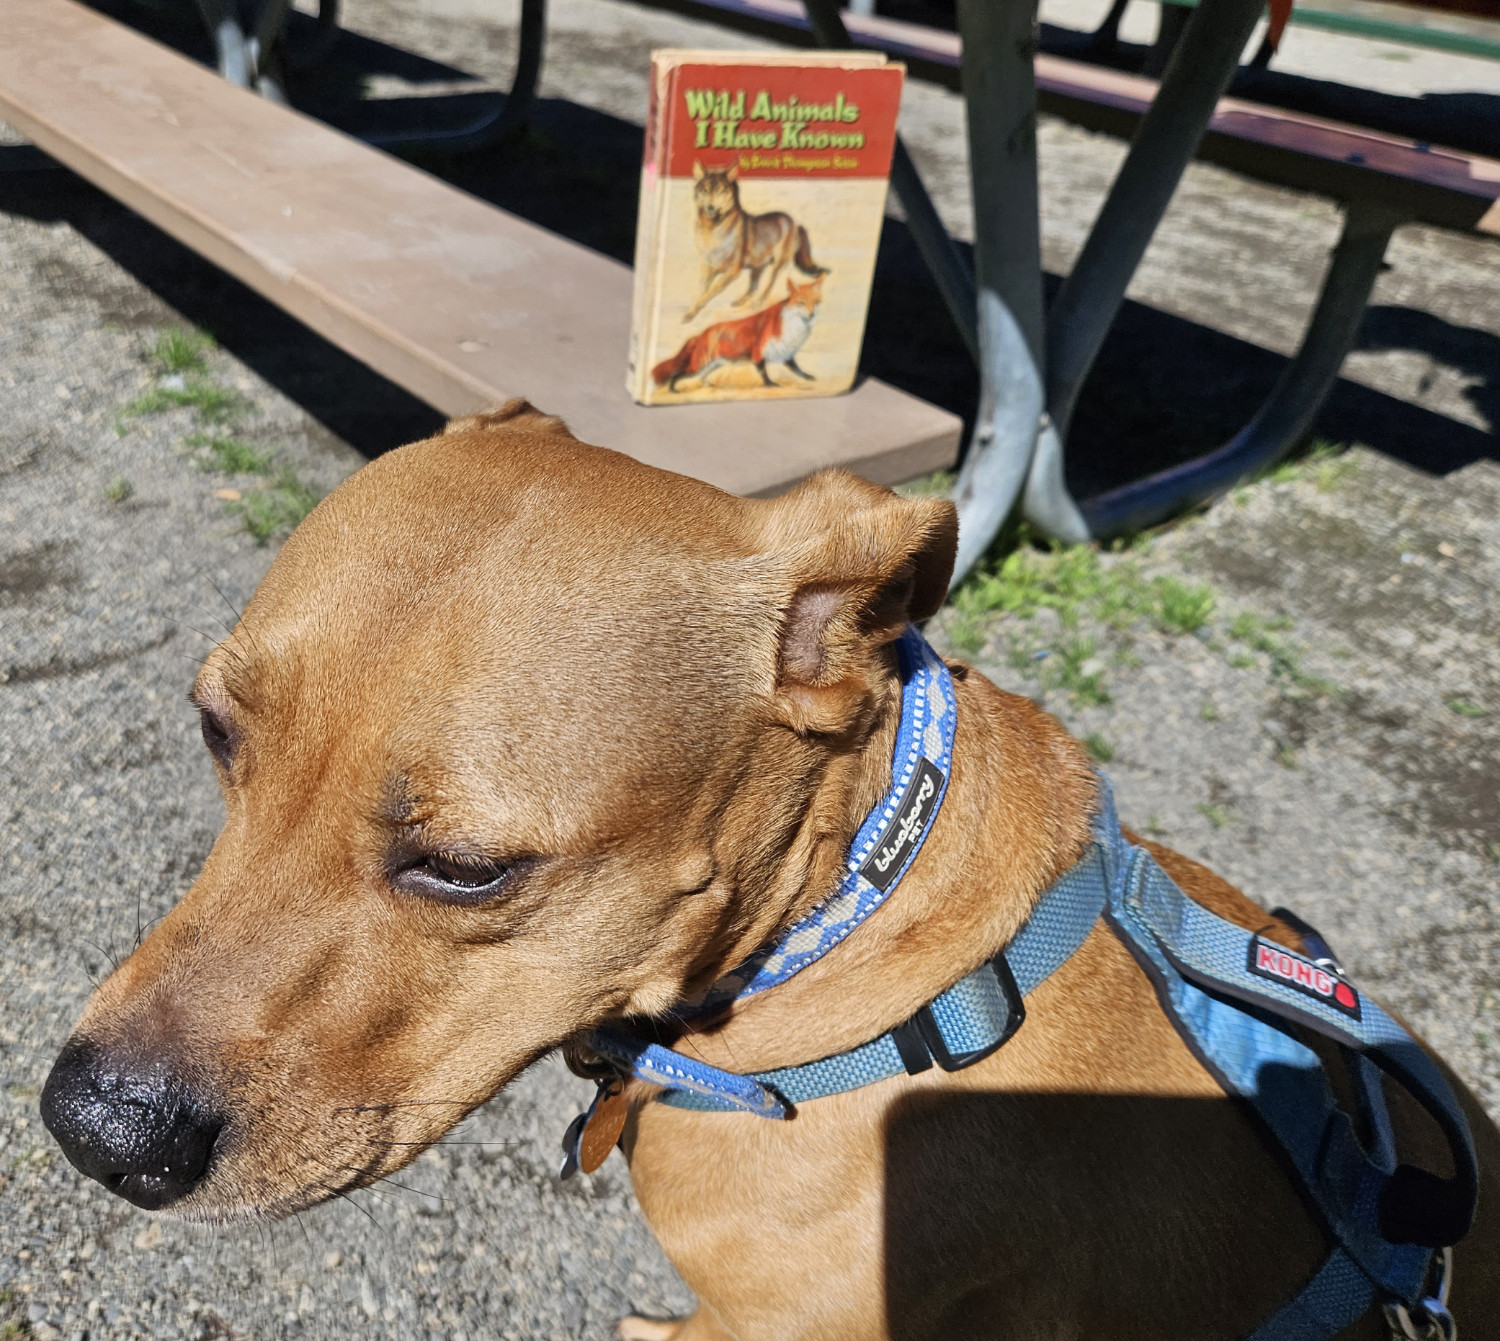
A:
1087;0;1133;56
358;0;546;151
1043;0;1264;437
949;0;1053;582
1078;200;1405;535
190;0;545;150
797;0;1381;562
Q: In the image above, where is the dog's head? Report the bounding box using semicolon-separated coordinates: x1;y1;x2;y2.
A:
41;403;956;1221
691;160;739;224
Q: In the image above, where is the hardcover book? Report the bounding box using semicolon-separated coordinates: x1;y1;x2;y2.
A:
627;50;905;406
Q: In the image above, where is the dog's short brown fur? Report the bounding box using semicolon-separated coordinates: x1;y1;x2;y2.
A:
51;404;1500;1338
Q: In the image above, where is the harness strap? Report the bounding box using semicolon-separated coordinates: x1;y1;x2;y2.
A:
1097;784;1477;1314
1245;1248;1379;1341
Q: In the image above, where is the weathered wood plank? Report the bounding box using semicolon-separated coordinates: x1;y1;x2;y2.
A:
0;0;962;496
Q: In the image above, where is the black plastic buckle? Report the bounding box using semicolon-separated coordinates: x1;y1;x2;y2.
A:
890;953;1027;1076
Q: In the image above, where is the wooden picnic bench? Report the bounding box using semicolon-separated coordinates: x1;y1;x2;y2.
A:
0;0;963;499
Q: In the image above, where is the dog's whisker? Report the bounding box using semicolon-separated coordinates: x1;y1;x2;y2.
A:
376;1177;446;1203
199;570;245;625
164;615;228;646
184;601;237;643
366;1138;518;1148
330;1186;386;1233
79;937;120;974
332;1160;449;1207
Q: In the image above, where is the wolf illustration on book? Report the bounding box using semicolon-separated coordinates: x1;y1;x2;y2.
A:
683;163;828;322
653;275;823;392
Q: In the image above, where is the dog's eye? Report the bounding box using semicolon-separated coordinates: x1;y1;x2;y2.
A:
198;704;236;770
392;854;515;905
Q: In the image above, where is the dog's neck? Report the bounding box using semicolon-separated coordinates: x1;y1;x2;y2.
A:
681;658;1098;1073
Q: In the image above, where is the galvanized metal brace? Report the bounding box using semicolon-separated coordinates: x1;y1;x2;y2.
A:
801;0;1409;575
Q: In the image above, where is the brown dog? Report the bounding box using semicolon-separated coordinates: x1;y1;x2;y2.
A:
41;404;1500;1339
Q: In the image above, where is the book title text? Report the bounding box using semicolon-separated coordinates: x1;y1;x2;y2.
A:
683;87;866;150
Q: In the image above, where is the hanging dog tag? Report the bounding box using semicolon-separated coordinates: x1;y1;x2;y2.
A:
558;1078;627;1180
579;1079;628;1174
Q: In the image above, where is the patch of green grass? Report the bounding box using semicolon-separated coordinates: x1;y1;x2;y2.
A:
1083;732;1115;763
125;380;243;423
1274;743;1300;770
151;327;212;375
1227;612;1337;695
948;534;1233;702
895;469;955;499
1152;576;1215;635
1445;697;1486;718
230;470;320;544
1197;803;1232;829
1200;701;1220;722
103;475;133;503
1054;636;1111;706
1258;440;1353;492
189;433;273;475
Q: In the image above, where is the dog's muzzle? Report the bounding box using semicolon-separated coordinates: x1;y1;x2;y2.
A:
41;1040;224;1210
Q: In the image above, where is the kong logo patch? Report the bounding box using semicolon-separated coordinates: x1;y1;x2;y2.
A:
860;759;943;892
1247;938;1361;1020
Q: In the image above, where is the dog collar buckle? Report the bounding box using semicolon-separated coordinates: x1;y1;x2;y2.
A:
890;953;1026;1076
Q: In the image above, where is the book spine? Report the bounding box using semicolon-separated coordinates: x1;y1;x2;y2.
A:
626;59;675;403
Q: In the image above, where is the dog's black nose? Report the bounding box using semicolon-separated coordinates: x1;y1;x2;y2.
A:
40;1042;222;1210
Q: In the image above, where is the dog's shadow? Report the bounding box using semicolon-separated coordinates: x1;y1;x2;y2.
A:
879;1080;1480;1336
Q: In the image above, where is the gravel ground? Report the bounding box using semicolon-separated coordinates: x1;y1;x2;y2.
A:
1;1;1497;1338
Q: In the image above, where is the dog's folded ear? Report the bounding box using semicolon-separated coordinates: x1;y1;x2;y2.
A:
756;471;958;735
443;399;573;438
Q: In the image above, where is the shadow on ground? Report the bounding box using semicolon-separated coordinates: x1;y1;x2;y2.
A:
3;4;1494;492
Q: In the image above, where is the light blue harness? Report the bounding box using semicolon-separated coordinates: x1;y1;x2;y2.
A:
571;628;1477;1338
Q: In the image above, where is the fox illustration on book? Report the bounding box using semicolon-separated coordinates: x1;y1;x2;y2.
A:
684;162;828;322
653;274;824;392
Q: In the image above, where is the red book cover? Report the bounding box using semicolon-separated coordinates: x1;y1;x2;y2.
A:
628;52;905;406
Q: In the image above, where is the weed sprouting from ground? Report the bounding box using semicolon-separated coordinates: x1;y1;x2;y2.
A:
1152;577;1215;635
125;381;244;424
895;469;956;499
1261;440;1355;492
1083;733;1115;763
1197;803;1232;829
944;526;1332;708
188;433;274;475
151;327;213;375
229;470;320;544
121;325;323;543
1227;613;1337;695
103;475;133;503
1445;697;1486;718
1054;637;1111;706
